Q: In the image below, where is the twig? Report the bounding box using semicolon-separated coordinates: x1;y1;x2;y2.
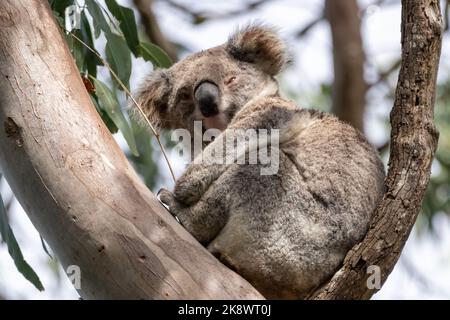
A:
161;0;273;21
133;0;178;61
296;15;324;38
369;58;402;88
400;255;450;297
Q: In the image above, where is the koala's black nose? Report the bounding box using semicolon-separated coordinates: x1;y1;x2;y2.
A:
194;81;220;118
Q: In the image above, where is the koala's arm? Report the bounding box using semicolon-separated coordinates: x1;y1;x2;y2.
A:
159;185;228;244
172;96;295;206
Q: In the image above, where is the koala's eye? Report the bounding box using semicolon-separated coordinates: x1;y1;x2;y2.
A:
225;76;237;85
180;92;190;100
177;88;191;102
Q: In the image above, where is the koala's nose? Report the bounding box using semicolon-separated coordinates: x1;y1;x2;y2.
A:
194;81;220;118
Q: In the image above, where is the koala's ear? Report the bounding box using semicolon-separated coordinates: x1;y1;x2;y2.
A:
134;69;172;129
226;25;286;76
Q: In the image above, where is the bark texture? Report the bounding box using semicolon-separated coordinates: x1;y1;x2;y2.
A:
325;0;367;132
313;0;442;299
0;0;262;300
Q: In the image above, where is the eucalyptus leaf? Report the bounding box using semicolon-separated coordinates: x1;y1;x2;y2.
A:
49;0;74;16
0;193;44;291
91;96;119;134
130;119;157;189
52;10;65;29
80;11;102;77
105;33;132;90
139;42;173;69
85;0;111;39
65;29;85;72
104;0;140;56
91;77;138;156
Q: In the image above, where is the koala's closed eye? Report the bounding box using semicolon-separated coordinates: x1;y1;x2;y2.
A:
225;76;237;85
177;87;192;102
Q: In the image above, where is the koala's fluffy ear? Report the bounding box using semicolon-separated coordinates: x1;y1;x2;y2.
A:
226;25;286;76
133;69;172;129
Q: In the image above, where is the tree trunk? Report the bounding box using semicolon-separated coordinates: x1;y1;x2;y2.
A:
325;0;367;132
313;0;442;299
0;0;262;300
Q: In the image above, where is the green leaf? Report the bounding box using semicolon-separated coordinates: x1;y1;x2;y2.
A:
65;29;85;72
85;0;111;39
104;0;140;56
80;11;102;77
49;0;74;16
139;42;173;69
52;10;65;29
90;77;138;156
105;33;132;90
129;119;158;189
0;191;44;291
91;96;119;133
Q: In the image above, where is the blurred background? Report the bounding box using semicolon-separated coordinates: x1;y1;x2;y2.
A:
0;0;449;299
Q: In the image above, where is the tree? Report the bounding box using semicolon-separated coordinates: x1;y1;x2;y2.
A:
325;0;367;132
0;0;443;299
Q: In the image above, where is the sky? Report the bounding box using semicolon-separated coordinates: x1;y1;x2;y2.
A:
0;0;449;299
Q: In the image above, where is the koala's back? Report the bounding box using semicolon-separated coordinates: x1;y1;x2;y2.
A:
206;100;385;299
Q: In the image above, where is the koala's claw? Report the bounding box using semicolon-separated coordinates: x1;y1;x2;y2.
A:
157;188;175;207
157;188;183;225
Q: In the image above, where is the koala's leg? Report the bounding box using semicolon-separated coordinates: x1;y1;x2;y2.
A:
158;185;228;244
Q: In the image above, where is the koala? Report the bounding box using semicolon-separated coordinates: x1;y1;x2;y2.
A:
134;25;385;299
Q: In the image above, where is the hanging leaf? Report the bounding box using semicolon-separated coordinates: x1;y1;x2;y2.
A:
104;0;140;56
90;77;138;156
105;33;132;90
65;29;85;72
85;0;111;39
0;191;44;291
52;10;65;29
91;96;119;134
49;0;74;16
139;42;173;68
80;11;102;77
129;119;158;189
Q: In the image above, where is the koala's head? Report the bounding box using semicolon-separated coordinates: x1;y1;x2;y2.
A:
135;25;287;134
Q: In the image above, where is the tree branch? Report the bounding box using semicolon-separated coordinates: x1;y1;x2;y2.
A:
325;0;367;132
161;0;273;22
295;15;324;38
133;0;179;62
312;0;443;299
0;0;262;300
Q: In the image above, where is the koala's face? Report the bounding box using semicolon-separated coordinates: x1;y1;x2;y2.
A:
135;25;286;134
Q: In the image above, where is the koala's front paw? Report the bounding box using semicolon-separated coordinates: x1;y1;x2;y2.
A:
157;188;191;227
158;188;176;209
173;176;204;205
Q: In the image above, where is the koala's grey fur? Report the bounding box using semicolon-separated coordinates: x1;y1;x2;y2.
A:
134;25;385;299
